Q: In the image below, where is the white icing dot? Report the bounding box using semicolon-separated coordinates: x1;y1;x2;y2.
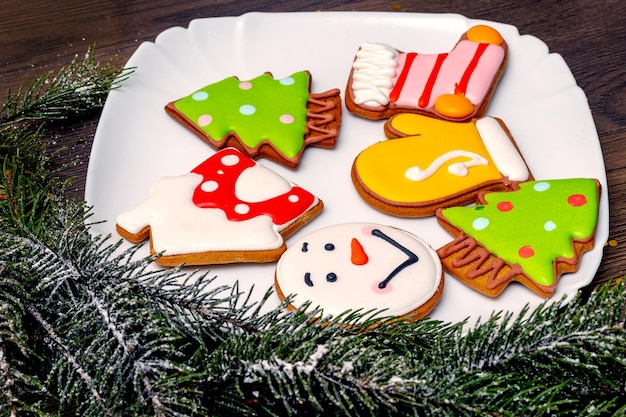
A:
534;182;551;192
221;154;240;166
280;114;295;124
200;180;218;192
472;217;489;231
217;169;224;175
288;194;300;203
235;203;250;214
280;76;295;85
198;114;212;127
192;91;208;101
240;104;256;115
544;220;557;231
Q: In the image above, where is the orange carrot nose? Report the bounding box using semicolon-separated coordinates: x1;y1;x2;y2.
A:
351;238;369;265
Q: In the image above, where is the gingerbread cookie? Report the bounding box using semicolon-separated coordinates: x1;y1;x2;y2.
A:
275;223;444;321
116;148;323;266
165;71;342;169
345;25;507;121
436;178;601;298
351;113;532;217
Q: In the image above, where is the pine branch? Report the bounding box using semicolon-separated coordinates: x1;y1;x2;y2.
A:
0;47;624;417
0;47;132;128
208;282;625;416
20;211;196;415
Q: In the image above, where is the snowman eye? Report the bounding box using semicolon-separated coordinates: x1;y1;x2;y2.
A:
301;242;309;252
326;273;337;282
324;243;335;251
304;272;313;287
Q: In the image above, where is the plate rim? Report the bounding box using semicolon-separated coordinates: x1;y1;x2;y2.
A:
85;11;608;326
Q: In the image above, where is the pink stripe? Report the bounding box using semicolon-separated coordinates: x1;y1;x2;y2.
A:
430;41;504;107
391;53;436;108
388;41;505;110
389;52;417;103
455;43;489;95
418;53;448;108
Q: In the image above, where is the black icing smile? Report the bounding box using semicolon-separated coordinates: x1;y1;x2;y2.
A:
301;228;419;289
371;228;419;289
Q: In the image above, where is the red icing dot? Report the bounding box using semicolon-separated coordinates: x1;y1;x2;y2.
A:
518;245;535;258
497;201;514;212
568;194;587;207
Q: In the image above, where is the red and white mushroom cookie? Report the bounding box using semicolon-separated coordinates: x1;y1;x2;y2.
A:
116;147;323;266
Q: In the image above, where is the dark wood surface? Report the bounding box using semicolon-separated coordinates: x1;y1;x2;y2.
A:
1;0;625;289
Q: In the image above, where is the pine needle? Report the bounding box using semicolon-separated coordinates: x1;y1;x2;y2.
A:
0;48;624;416
0;46;132;127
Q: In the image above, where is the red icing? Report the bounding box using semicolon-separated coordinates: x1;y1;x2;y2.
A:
454;43;489;95
351;238;369;265
418;53;448;108
518;245;535;258
390;52;417;103
190;148;316;225
568;194;587;207
497;201;514;212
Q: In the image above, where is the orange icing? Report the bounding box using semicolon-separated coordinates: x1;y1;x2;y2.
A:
434;94;474;119
466;25;503;45
350;238;369;265
466;25;504;45
354;114;502;203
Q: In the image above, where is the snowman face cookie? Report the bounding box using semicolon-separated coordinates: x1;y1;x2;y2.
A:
274;223;444;320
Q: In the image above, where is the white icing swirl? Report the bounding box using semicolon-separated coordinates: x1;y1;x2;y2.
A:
351;43;398;107
405;151;489;182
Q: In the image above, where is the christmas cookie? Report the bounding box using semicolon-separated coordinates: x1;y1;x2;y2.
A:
436;178;601;298
165;71;342;169
345;25;507;121
275;223;444;321
351;113;532;217
116;148;323;266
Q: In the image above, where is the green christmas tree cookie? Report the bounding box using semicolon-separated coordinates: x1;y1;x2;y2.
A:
165;71;341;168
436;178;601;298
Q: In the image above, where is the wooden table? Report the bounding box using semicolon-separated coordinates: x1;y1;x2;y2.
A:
1;0;625;289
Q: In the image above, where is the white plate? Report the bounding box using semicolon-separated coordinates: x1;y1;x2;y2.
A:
85;11;609;326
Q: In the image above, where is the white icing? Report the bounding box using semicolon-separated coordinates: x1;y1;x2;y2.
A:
351;43;398;107
235;203;250;215
235;164;292;203
275;223;442;318
116;173;306;255
221;154;240;166
201;180;218;192
476;117;530;181
405;150;489;181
